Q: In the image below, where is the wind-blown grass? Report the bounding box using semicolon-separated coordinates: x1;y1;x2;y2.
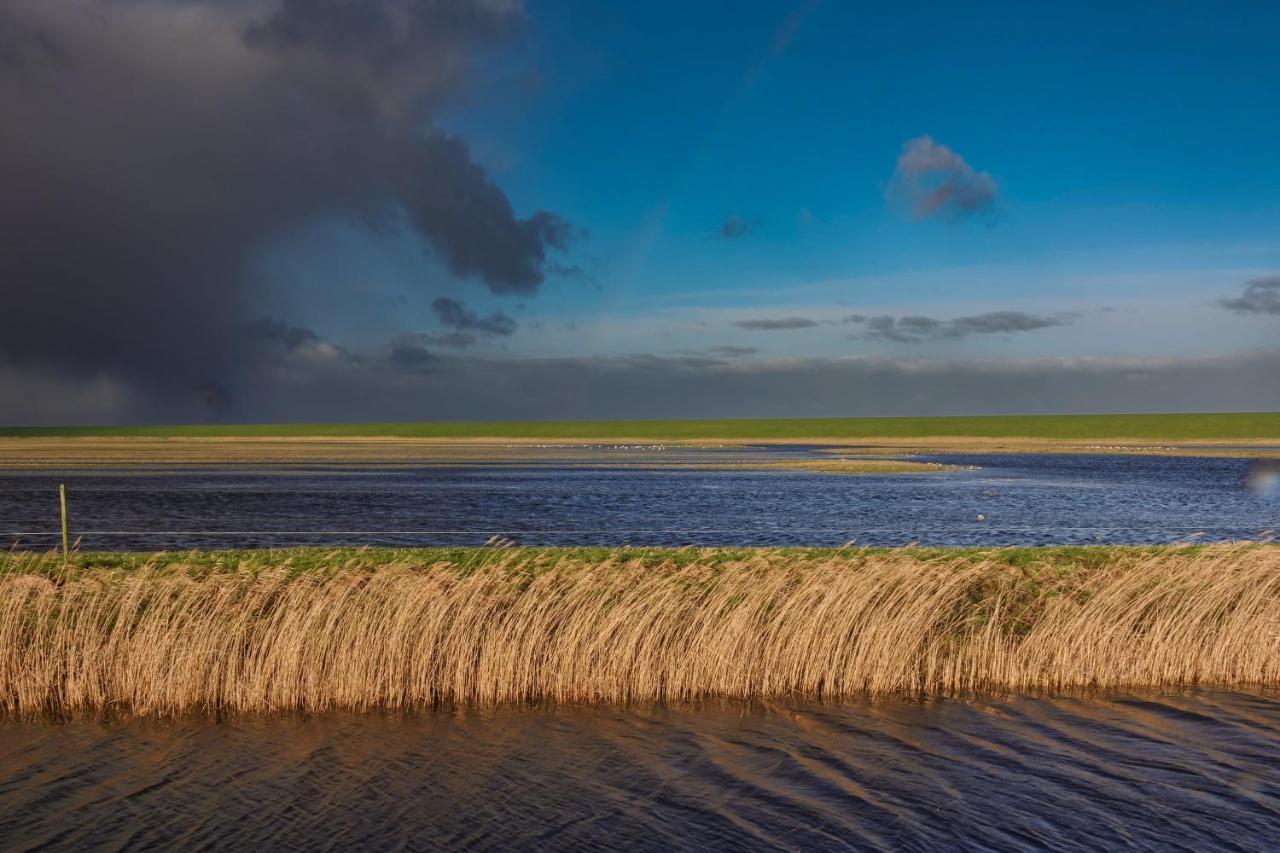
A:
1;545;1277;715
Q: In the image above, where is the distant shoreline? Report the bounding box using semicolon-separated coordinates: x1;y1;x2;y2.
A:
3;411;1280;442
0;441;1274;470
1;428;1278;468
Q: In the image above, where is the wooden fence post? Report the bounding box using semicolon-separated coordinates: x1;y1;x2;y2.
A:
59;483;70;561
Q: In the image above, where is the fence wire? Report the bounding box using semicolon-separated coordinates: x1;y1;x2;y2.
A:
4;525;1275;537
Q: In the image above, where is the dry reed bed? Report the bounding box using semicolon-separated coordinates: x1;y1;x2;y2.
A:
1;546;1278;715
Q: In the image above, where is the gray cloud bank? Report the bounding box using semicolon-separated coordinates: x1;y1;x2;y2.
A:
734;317;820;330
9;349;1280;425
235;349;1280;422
887;135;998;222
706;346;758;358
846;311;1072;343
0;0;573;417
1220;277;1280;316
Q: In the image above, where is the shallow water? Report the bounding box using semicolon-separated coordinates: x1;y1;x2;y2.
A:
2;691;1277;851
4;450;1280;850
1;447;1277;549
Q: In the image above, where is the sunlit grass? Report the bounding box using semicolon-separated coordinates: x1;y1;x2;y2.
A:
2;544;1276;715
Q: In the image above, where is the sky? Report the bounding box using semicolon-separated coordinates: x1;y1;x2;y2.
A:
2;0;1279;424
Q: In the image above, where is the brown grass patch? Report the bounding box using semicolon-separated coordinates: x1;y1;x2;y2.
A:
2;435;1276;468
765;458;962;474
1;546;1277;715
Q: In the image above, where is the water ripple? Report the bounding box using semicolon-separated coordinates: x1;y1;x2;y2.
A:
2;690;1278;851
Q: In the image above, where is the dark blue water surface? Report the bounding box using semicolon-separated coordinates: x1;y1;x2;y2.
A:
4;449;1280;851
3;690;1278;851
1;448;1277;549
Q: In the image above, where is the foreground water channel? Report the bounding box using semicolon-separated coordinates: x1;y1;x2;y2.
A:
2;690;1278;850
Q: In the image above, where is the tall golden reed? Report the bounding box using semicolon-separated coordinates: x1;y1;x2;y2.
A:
1;546;1277;715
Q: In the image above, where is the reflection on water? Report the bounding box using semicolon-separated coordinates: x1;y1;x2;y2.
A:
1;691;1277;850
1;450;1278;549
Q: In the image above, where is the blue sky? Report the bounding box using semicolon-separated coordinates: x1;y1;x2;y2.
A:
254;0;1280;368
3;0;1278;422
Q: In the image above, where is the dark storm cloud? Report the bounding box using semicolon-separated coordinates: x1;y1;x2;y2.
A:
848;311;1071;343
400;138;577;294
243;0;517;59
734;317;820;330
244;318;322;351
0;6;69;70
244;317;363;366
719;214;756;240
0;0;573;418
1219;276;1280;316
887;135;998;222
424;331;480;349
432;297;518;336
389;335;439;372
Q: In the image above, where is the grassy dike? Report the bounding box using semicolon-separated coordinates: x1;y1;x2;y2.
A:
2;544;1277;715
3;411;1280;441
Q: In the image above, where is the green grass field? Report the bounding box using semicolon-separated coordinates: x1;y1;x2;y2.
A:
2;412;1279;441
